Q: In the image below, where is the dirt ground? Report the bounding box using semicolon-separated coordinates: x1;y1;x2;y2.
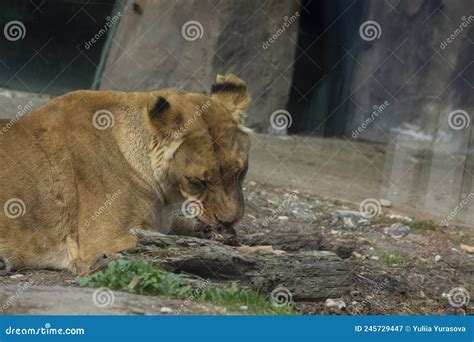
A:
1;134;473;315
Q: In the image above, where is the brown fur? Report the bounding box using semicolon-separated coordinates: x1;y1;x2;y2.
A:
0;74;251;274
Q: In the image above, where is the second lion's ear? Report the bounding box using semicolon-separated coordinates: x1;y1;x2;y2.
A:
211;73;251;125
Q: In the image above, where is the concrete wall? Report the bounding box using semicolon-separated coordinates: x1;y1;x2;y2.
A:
346;0;474;149
100;0;300;132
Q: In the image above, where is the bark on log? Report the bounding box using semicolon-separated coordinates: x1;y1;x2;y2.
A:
131;229;350;300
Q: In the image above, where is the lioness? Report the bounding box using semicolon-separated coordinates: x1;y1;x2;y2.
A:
0;74;251;275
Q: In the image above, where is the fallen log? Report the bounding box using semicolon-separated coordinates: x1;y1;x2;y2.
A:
130;229;350;300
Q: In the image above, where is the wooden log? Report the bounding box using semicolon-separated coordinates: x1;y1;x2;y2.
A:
130;229;350;300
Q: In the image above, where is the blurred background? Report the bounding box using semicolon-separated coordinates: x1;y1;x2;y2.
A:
0;0;473;227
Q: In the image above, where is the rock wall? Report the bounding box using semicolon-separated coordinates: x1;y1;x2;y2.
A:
100;0;300;132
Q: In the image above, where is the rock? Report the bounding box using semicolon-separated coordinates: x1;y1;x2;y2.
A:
343;217;355;228
277;216;289;221
0;286;230;315
324;298;346;309
9;274;25;279
247;181;257;187
352;251;363;259
387;214;413;222
379;199;392;207
434;255;442;262
370;256;380;261
384;223;411;239
460;243;474;254
239;305;249;311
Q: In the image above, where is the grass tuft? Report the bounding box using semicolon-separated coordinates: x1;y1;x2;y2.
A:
77;258;296;315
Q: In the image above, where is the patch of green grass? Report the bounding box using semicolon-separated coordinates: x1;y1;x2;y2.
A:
378;252;407;267
373;217;440;231
77;259;296;315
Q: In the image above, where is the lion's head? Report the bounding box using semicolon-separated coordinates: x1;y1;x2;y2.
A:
146;74;251;230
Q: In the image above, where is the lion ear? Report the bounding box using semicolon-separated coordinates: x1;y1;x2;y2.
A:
211;74;251;125
146;96;181;140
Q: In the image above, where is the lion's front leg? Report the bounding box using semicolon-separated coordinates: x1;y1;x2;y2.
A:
67;225;137;275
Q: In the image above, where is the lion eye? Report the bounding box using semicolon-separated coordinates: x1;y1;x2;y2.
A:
186;177;208;189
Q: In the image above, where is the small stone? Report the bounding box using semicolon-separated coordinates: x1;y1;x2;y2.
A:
370;256;380;261
248;181;257;186
330;229;341;235
379;199;392;207
239;305;248;310
434;255;442;262
160;307;174;314
384;223;411;239
352;251;363;258
343;217;355;228
325;298;346;309
9;274;24;279
277;216;289;221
